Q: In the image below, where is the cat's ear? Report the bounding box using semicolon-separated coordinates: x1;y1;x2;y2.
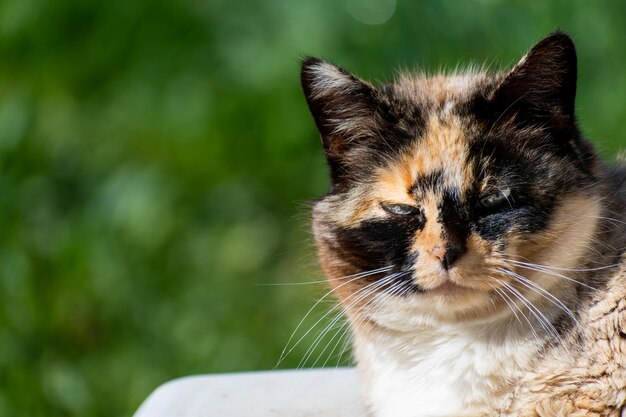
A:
300;57;383;161
490;31;577;123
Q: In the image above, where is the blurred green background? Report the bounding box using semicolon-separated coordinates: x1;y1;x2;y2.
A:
0;0;624;416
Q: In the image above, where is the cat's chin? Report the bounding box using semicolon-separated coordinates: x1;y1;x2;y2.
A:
417;272;495;308
427;280;478;298
422;284;495;318
367;284;502;330
418;280;474;301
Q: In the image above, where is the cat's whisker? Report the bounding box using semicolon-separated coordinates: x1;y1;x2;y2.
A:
502;259;597;291
502;254;620;271
318;319;352;369
333;311;362;373
497;267;579;326
317;298;373;370
490;277;541;342
296;273;401;369
298;310;346;370
497;287;526;329
349;276;410;332
499;282;546;342
497;272;578;356
322;275;412;370
300;273;405;369
490;282;523;327
261;265;396;287
295;275;395;368
275;265;394;368
499;280;560;342
579;235;621;256
323;290;388;368
585;215;626;226
335;331;354;370
297;304;360;370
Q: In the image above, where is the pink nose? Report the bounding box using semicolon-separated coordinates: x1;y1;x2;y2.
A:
427;244;466;270
429;245;446;263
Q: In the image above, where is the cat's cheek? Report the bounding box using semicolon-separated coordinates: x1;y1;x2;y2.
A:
471;213;517;242
509;195;601;271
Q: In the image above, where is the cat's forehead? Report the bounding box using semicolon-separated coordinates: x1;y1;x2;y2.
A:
369;73;504;203
391;71;502;108
375;113;476;203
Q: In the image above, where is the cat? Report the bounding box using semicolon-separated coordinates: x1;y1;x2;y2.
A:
300;31;626;416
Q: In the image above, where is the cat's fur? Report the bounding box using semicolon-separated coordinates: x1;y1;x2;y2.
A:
300;32;626;416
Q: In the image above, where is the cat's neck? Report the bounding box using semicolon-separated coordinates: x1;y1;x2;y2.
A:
353;301;568;417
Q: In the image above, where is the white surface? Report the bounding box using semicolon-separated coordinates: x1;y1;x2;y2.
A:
133;368;367;417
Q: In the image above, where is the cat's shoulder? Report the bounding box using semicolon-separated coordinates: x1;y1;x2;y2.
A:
502;259;626;416
584;254;626;327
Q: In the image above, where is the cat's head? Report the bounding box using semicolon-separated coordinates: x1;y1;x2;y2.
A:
302;32;604;327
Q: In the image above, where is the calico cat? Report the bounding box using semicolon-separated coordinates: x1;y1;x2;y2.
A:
300;32;626;416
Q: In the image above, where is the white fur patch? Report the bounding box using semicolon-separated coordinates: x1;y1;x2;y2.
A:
357;317;541;417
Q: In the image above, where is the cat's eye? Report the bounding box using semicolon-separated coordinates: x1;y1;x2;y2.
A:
381;203;420;216
479;188;512;210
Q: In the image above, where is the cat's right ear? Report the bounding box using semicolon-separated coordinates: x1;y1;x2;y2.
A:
300;58;382;179
488;31;578;126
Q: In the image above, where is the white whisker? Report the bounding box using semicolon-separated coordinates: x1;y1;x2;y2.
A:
323;274;412;370
505;258;619;273
498;267;579;326
492;277;540;341
503;259;597;291
275;265;394;368
500;280;560;341
296;272;401;369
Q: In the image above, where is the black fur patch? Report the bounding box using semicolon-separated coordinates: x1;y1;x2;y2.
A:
410;170;445;196
437;191;469;267
333;215;425;275
465;138;562;241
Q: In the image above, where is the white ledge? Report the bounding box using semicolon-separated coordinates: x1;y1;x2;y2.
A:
133;368;366;417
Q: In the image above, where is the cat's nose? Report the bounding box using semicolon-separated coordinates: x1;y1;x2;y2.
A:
442;245;465;270
429;244;466;270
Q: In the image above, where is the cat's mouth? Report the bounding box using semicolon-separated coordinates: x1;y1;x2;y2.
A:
426;280;476;295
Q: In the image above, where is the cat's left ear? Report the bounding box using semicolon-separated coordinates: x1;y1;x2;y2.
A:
300;57;380;144
490;31;577;124
300;57;390;183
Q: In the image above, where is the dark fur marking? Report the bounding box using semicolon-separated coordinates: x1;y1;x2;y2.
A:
301;58;426;189
437;191;469;268
410;170;445;196
334;217;425;277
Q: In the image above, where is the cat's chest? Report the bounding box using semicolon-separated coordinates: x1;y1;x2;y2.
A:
357;330;537;417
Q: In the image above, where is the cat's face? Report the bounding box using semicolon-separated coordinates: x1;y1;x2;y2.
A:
302;32;603;326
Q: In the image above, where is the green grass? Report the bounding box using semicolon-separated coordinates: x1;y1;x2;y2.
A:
0;0;624;415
